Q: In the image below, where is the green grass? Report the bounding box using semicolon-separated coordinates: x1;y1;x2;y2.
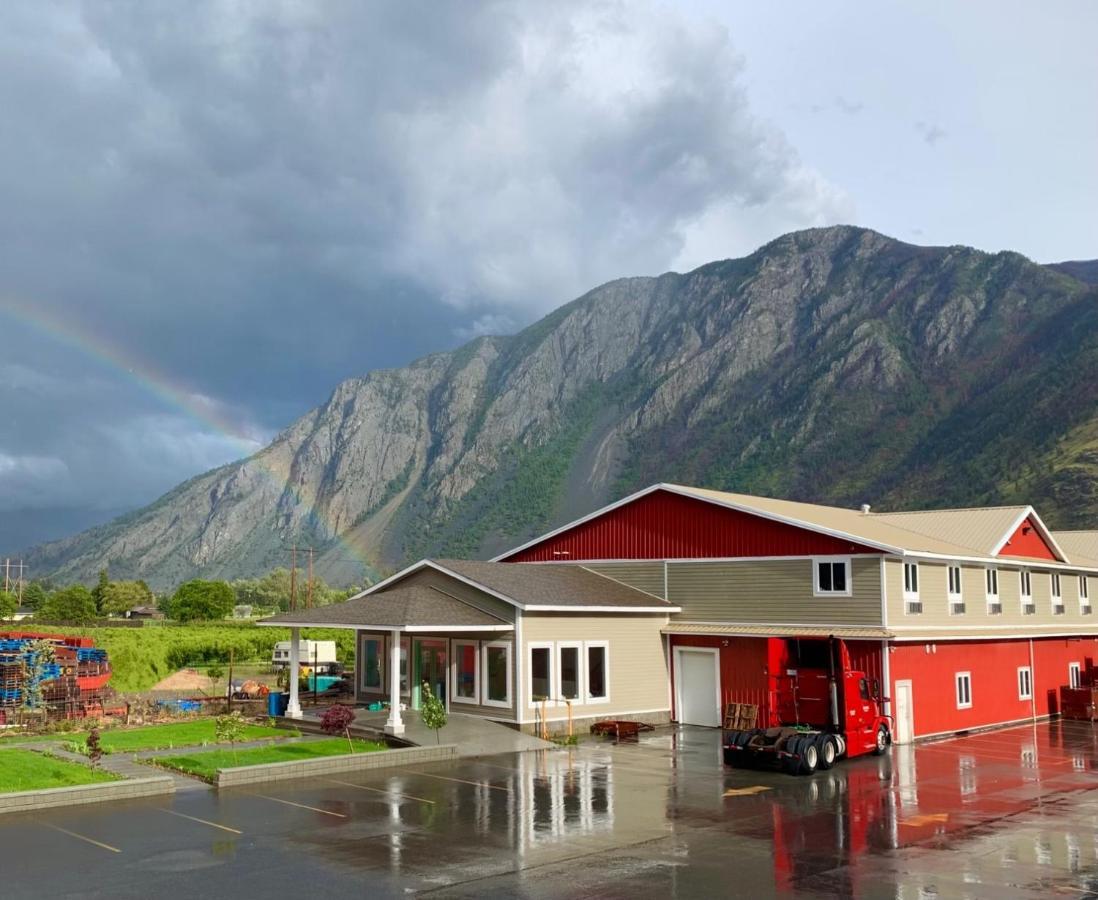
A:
151;738;386;782
65;720;297;755
0;749;119;793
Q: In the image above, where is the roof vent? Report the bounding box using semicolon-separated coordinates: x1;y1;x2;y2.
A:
860;503;871;515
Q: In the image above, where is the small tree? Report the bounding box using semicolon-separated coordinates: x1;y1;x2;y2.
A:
207;663;225;688
86;727;103;770
321;703;357;753
420;682;447;744
214;712;246;764
0;590;17;621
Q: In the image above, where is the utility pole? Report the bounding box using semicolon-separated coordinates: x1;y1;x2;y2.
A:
3;558;8;593
289;543;297;612
307;548;314;609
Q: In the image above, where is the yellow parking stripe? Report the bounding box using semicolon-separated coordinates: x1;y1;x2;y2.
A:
323;777;436;805
402;770;510;792
43;823;121;853
255;794;347;818
159;808;243;834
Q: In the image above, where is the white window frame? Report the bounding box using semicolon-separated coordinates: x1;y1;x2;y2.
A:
903;562;920;599
360;634;387;694
947;565;965;614
813;556;852;597
1017;666;1032;701
556;641;584;703
450;639;480;705
1069;662;1082;689
1080;575;1091;614
985;568;1000;613
528;641;555;706
584;640;610;704
481;640;513;709
1020;570;1035;615
955;671;973;709
1051;572;1064;613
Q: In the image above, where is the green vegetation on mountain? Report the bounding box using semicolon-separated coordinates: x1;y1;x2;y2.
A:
19;227;1098;586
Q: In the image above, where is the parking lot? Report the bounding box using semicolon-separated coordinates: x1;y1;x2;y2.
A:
2;720;1097;898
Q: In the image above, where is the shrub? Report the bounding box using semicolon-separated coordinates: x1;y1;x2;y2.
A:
320;704;357;753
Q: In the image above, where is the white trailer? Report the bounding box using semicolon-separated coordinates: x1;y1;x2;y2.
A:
272;639;338;669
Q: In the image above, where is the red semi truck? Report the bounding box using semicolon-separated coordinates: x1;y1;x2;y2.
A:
723;637;892;775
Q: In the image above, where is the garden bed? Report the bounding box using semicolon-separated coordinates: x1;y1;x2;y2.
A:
0;749;119;793
65;719;297;754
150;738;386;782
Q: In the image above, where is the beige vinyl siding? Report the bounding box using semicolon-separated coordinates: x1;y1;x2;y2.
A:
666;558;882;627
520;613;669;718
397;569;516;622
886;558;1098;634
581;562;666;599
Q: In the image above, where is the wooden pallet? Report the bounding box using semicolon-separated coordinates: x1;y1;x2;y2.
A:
723;702;759;731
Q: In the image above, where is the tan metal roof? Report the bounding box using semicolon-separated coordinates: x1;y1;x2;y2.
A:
1051;532;1098;568
666;485;1080;565
661;622;893;639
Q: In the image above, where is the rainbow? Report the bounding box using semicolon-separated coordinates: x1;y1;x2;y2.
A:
0;295;375;580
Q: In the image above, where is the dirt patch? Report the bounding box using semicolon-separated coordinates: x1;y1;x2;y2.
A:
152;669;215;691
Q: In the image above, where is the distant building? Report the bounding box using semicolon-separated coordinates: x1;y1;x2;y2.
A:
125;606;164;620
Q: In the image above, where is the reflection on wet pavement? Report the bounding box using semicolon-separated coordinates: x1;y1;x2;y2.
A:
1;720;1097;898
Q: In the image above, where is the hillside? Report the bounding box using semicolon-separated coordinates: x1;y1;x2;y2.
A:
21;226;1098;587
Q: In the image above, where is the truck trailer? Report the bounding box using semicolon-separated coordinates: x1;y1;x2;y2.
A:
723;637;892;775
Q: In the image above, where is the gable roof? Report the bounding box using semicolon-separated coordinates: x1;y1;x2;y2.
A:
364;559;678;612
497;483;1083;568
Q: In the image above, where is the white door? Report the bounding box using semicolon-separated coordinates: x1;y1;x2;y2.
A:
676;648;721;727
894;679;914;745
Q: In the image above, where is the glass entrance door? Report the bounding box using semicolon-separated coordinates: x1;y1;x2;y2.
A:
413;639;447;710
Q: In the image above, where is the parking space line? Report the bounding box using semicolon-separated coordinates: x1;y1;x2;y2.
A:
402;770;510;792
254;795;347;818
158;808;243;834
323;778;435;804
42;823;121;854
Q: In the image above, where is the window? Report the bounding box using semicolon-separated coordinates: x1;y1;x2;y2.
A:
814;558;851;596
948;565;965;614
482;642;512;707
1069;662;1082;689
955;672;972;709
1017;666;1032;700
985;568;1001;614
586;641;609;703
558;643;582;701
1081;576;1092;614
1051;572;1064;614
903;562;922;613
1020;570;1035;615
361;636;385;693
452;640;479;704
529;644;553;702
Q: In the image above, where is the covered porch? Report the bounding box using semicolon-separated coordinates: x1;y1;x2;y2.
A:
259;581;514;737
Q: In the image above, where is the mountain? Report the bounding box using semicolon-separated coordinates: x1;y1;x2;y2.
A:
20;226;1098;588
1049;260;1098;286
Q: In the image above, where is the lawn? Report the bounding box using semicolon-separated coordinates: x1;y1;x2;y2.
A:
151;738;386;781
68;719;298;754
0;749;119;793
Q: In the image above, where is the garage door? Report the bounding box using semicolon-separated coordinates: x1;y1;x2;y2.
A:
676;648;721;727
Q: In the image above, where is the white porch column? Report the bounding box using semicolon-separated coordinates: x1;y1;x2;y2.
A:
286;626;303;719
385;628;405;735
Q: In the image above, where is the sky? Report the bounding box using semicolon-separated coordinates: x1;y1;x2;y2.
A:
0;0;1095;550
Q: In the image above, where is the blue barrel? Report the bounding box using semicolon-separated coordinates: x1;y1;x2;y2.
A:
267;691;284;717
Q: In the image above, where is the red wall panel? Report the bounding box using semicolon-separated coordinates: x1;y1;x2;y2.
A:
998;516;1060;561
504;489;881;561
889;637;1098;738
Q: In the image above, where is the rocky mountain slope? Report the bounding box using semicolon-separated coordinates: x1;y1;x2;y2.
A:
23;226;1098;588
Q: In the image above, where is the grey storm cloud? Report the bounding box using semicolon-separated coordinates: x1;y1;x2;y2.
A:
0;0;845;521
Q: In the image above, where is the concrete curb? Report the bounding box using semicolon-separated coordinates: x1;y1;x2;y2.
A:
216;744;457;787
0;776;175;814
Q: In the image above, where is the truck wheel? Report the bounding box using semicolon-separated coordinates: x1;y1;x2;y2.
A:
798;740;819;775
834;734;847;758
814;734;837;770
872;725;890;756
782;736;803;775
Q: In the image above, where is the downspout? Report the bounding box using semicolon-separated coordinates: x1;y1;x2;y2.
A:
880;556;892;720
1028;638;1037;723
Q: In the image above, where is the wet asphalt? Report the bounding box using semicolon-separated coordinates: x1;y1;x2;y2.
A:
1;720;1097;898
